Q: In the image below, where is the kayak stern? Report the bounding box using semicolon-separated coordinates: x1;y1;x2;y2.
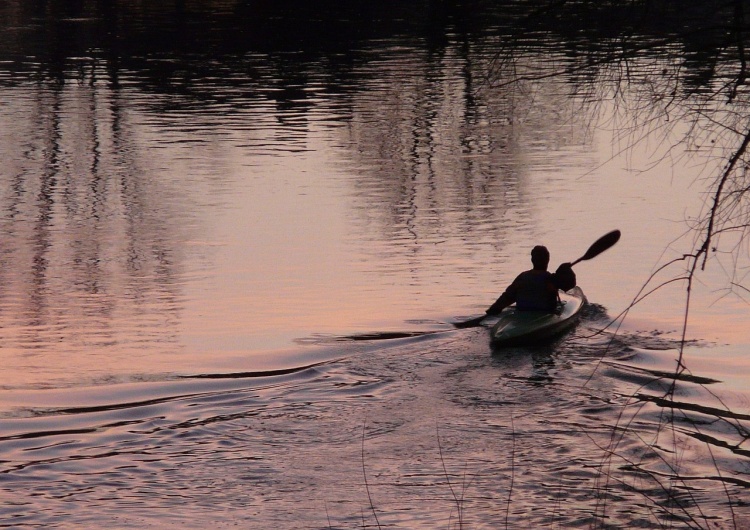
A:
490;287;586;346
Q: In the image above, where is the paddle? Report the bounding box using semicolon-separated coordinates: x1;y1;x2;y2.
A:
453;230;621;329
569;229;621;266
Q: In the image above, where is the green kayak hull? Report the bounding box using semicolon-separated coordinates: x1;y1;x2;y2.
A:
489;287;586;346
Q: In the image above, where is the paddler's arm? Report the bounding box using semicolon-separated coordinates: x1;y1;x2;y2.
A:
485;281;518;316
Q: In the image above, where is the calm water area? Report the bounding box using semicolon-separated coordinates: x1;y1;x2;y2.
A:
1;2;749;528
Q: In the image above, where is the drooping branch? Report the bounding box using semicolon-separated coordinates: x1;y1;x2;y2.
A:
697;126;750;271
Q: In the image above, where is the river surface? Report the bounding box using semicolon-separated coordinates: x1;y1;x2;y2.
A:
1;2;749;528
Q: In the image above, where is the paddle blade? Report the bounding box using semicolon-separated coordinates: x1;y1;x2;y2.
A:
454;315;486;328
571;230;621;265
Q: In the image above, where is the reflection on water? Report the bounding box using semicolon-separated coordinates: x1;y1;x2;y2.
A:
0;3;608;391
0;73;207;387
0;0;744;386
0;2;744;387
340;43;596;283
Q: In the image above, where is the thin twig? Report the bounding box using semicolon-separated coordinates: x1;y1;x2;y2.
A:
437;425;463;528
505;412;515;530
361;422;381;529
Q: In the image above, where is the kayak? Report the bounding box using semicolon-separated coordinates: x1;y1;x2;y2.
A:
489;287;586;346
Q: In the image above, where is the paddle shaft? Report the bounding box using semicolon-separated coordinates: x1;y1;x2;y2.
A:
454;230;620;329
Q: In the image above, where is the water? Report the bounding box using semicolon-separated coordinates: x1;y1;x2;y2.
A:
1;2;749;528
3;327;748;528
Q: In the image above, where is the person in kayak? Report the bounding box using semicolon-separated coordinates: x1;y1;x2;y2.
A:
485;245;576;315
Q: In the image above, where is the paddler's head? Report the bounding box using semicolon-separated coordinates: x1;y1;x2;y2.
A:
531;245;550;270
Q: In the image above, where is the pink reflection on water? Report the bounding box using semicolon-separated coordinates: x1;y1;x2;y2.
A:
0;48;747;400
